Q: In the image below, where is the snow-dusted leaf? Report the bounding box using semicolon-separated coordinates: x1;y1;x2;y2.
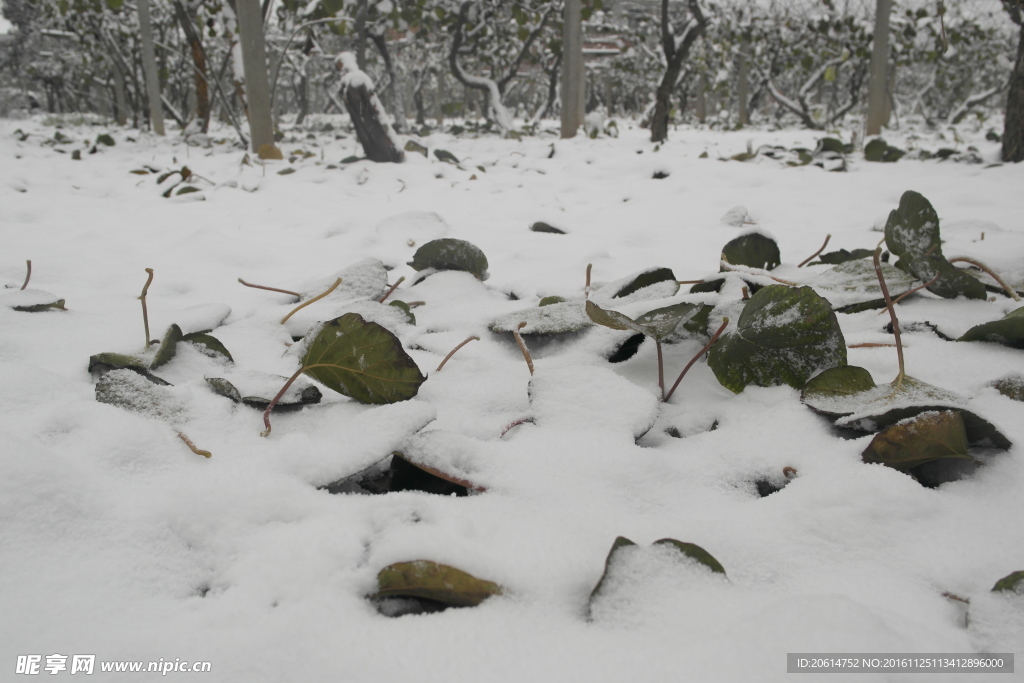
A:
652;539;727;576
635;302;713;342
958;306;1024;349
95;369;185;421
708;285;847;393
3;289;66;312
150;324;183;370
373;560;502;607
884;191;986;300
801;365;877;416
992;571;1024;594
813;248;874;265
88;352;170;385
861;410;972;472
812;259;917;313
181;332;232;362
993;374;1024;402
408;238;489;280
299;313;425;404
721;233;780;271
205;374;321;410
490;301;591;335
611;267;677;299
530;221;566;234
585;300;649;334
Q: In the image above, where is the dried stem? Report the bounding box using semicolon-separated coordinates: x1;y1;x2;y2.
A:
873;244;906;390
280;278;342;325
883;272;942;310
848;342;899;348
797;233;831;267
500;417;536;438
260;367;306;437
720;260;800;287
436;335;480;372
238;278;301;298
21;260;31;290
948;256;1021;301
783;466;798;479
139;268;155;348
741;286;750;301
584;263;593;300
177;431;212;458
676;279;704;285
942;592;970;605
664;317;730;402
378;276;406;303
512;322;535;375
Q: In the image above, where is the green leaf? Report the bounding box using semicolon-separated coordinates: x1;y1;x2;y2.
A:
884;191;986;300
299;313;425;404
150;324;183;370
993;374;1024;402
388;300;416;325
433;149;460;165
958;306;1024;348
408;238;489;280
88;352;170;385
404;140;428;157
635;302;713;341
813;248;875;265
530;221;566;234
588;536;638;605
801;365;877;414
864;138;903;162
708;285;847;393
585;300;649;334
373;560;502;607
95;133;115;146
612;267;677;298
814;259;918;313
490;301;591;335
12;299;66;312
538;296;566;306
992;570;1024;594
721;233;781;271
205;375;321;410
861;410;972;472
652;539;727;576
181;332;233;362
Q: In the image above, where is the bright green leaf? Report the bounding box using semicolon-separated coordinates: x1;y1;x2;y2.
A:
373;560;503;607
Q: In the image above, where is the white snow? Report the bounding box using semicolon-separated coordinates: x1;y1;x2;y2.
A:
1;115;1023;682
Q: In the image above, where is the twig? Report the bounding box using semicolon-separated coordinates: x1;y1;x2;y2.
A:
873;243;906;390
436;336;480;372
848;342;899;348
500;417;535;438
720;259;800;287
656;341;665;401
948;256;1021;301
585;263;593;300
21;260;31;290
664;317;730;402
512;322;535;375
676;279;704;285
378;276;406;303
797;233;831;267
238;278;301;298
880;273;942;311
260;367;305;437
280;278;342;324
139;268;155;348
177;431;212;458
942;592;970;605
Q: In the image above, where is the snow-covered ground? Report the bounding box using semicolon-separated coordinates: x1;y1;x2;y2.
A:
1;114;1022;682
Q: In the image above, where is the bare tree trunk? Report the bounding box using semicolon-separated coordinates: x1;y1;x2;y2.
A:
337;54;403;163
651;0;707;143
560;0;584;138
866;0;892;136
172;0;211;132
1003;10;1024;162
237;0;276;154
137;0;165;134
112;65;128;125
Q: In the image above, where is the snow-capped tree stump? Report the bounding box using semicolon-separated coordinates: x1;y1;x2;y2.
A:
336;52;404;164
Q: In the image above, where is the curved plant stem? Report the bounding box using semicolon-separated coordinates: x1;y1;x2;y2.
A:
848;342;899;348
676;279;704;285
512;322;535;375
379;276;406;303
238;278;301;298
585;263;593;299
720;260;800;287
280;278;342;325
500;417;535;438
882;273;942;311
21;260;31;290
139;268;155;348
656;340;665;400
436;335;480;371
260;367;306;437
948;256;1022;301
873;244;906;391
177;431;212;458
797;233;831;267
664;317;729;403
